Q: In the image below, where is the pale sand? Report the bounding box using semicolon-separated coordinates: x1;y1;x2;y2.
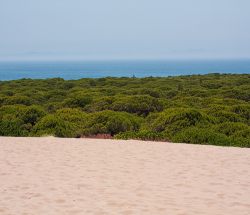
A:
0;137;250;215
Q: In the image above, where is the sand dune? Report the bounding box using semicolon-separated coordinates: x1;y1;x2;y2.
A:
0;137;250;215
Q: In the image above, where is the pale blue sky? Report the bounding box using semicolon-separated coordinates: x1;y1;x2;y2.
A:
0;0;250;60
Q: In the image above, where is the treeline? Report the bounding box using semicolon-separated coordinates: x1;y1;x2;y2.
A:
0;74;249;147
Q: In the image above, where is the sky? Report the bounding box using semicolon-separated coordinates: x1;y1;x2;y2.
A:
0;0;250;61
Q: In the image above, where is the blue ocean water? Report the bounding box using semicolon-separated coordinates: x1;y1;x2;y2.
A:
0;59;249;81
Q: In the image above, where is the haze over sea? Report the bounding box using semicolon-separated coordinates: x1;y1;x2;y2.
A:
0;59;250;81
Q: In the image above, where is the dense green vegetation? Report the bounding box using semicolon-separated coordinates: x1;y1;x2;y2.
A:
0;74;249;147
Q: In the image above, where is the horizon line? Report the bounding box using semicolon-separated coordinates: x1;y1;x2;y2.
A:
1;57;250;62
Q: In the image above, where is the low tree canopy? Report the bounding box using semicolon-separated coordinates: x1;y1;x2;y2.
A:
0;74;249;147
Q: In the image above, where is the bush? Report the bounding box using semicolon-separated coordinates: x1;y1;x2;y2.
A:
229;137;250;148
20;106;46;125
0;105;46;135
110;95;163;116
224;89;250;102
231;104;250;121
172;127;231;146
55;108;88;124
31;115;77;137
172;127;250;147
63;93;92;108
146;108;212;136
213;122;249;136
0;114;28;136
84;97;115;112
139;88;162;98
3;96;32;106
208;110;245;123
81;110;141;136
115;130;166;141
0;105;26;116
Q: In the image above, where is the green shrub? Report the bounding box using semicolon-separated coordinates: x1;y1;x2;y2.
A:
229;137;250;148
224;89;250;102
115;130;166;141
82;110;141;136
205;104;229;112
0;114;28;136
0;96;6;106
31;115;77;137
139;88;162;98
0;105;46;133
55;108;88;124
172;126;250;147
3;96;32;106
172;127;231;146
165;90;178;99
84;97;115;112
20;106;46;125
0;105;26;116
110;95;163;116
63;93;92;108
208;110;245;123
146;108;212;136
231;104;250;121
213;122;249;136
55;108;88;136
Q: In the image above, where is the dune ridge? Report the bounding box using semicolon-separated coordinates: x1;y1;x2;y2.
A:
0;137;250;215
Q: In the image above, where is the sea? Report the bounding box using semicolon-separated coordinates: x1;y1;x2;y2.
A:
0;59;249;81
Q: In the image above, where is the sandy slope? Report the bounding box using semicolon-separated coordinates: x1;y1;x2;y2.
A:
0;137;250;215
